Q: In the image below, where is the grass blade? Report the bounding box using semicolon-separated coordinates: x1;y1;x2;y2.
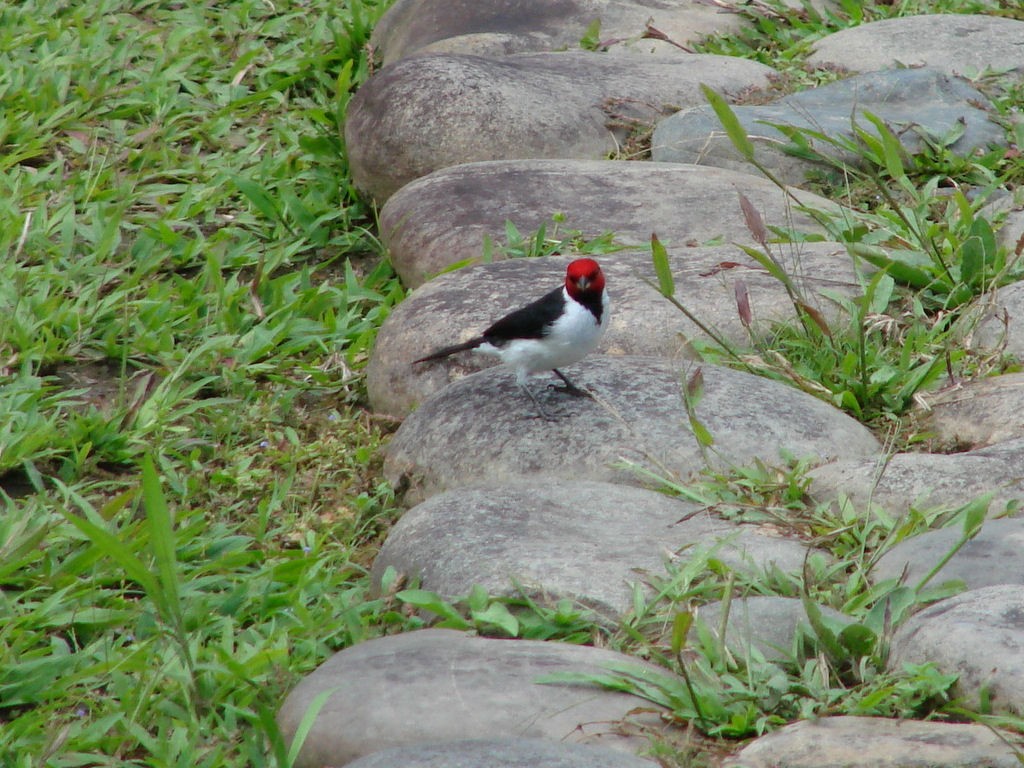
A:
61;506;159;597
701;84;755;162
286;687;341;767
234;176;284;225
142;454;181;626
651;232;675;296
860;111;906;182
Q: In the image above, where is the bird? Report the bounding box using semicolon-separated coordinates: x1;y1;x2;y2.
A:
413;258;610;419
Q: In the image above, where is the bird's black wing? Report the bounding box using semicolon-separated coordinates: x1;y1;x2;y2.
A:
481;286;565;346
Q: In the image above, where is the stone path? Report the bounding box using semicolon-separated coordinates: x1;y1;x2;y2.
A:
280;4;1024;767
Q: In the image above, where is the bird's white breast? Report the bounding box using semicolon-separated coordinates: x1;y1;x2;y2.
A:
480;288;609;383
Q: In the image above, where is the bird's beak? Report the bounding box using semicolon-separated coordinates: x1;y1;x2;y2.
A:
575;277;590;291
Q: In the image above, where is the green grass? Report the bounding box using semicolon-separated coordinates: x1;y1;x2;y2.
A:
0;0;407;764
4;0;1024;765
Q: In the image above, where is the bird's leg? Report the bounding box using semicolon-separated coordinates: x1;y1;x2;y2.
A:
550;368;592;399
520;382;558;421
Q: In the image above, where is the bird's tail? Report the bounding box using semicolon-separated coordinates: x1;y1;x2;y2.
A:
413;337;483;365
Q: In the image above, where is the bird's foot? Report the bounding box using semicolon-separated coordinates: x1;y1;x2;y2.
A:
531;409;562;422
522;384;562;421
550;369;592;399
549;381;592;399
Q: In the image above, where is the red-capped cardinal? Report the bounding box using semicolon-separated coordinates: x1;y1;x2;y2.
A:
413;258;610;419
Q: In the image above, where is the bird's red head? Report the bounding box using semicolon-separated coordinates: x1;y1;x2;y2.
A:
564;258;605;300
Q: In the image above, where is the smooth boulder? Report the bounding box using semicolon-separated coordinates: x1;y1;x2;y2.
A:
385;356;881;505
368;247;864;417
346;52;774;202
808;443;1024;518
890;585;1024;714
873;516;1024;590
725;716;1023;768
372;481;818;620
807;14;1024;75
379;160;839;287
918;373;1024;451
652;68;1002;185
370;0;756;64
345;739;659;768
278;629;672;767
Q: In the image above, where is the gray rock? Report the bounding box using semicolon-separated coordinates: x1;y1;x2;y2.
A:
972;281;1024;361
807;14;1024;76
370;0;751;65
979;190;1024;261
691;596;852;663
346;52;773;202
874;516;1024;590
368;246;863;417
652;68;1002;186
277;629;671;767
378;159;839;287
890;585;1024;714
372;482;817;620
345;739;658;768
1000;208;1024;260
971;436;1024;468
371;0;845;64
384;356;881;506
920;372;1024;451
725;716;1023;768
808;447;1024;518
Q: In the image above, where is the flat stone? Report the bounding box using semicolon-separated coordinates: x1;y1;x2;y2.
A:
920;373;1024;451
384;355;880;506
808;445;1024;518
277;629;672;767
690;597;852;663
890;585;1024;714
372;482;817;620
725;716;1022;768
345;739;658;768
807;14;1024;76
345;52;773;202
652;68;1002;185
874;516;1024;590
370;0;757;64
368;246;863;417
378;160;838;288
